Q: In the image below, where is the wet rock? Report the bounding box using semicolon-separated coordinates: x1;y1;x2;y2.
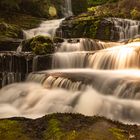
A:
0;37;22;51
32;55;53;72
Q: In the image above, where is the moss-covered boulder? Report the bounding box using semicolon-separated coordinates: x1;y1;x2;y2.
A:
57;14;112;41
22;35;54;55
0;113;139;140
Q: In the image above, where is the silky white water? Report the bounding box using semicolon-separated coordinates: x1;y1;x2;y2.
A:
23;19;63;39
0;82;140;124
107;18;140;41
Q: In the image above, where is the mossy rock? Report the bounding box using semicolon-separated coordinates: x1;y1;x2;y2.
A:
0;22;23;39
0;120;30;140
0;114;139;140
22;35;54;55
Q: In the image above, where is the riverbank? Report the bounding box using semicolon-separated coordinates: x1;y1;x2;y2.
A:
0;113;139;140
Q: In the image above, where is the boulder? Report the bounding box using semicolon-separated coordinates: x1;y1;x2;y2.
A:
22;35;54;55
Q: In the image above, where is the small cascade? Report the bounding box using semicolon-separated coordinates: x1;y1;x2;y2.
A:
108;18;140;41
23;19;64;40
63;0;73;17
43;76;86;91
57;38;106;52
87;42;140;69
52;42;140;70
26;69;140;99
52;52;88;69
0;52;34;87
1;72;140;123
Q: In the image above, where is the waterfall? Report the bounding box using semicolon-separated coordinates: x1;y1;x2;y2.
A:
57;38;107;52
23;19;64;40
17;0;73;52
1;81;140;124
108;18;140;41
52;52;87;69
20;0;73;40
87;42;140;69
52;42;140;69
0;52;34;87
63;0;73;17
26;69;140;99
2;0;140;125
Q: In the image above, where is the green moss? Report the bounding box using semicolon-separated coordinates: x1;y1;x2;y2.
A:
44;118;64;140
0;120;30;140
109;128;127;140
22;35;54;55
0;22;22;38
89;19;101;38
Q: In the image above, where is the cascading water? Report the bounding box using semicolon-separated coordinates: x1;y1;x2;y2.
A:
23;19;64;40
63;0;73;17
2;0;140;125
22;0;73;40
0;52;34;87
108;18;140;41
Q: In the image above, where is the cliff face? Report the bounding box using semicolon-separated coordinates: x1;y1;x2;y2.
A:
0;113;139;140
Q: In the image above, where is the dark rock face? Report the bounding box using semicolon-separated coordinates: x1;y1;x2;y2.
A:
0;38;22;51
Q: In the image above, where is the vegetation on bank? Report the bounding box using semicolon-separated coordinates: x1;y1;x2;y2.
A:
87;0;119;6
0;113;138;140
87;0;140;20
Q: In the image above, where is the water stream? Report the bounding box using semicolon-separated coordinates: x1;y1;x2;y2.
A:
1;0;140;124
